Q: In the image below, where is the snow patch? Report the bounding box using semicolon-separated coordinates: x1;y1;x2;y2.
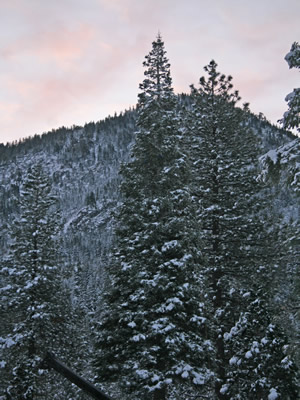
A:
121;262;132;271
128;321;136;328
220;384;229;394
229;356;239;365
268;388;279;400
265;149;278;163
132;334;145;342
136;369;149;379
0;337;15;348
281;356;293;369
161;240;178;252
192;371;205;385
0;284;12;293
245;351;252;359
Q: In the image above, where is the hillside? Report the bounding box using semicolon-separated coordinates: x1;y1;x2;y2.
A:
0;105;299;398
0;109;297;275
0;108;298;305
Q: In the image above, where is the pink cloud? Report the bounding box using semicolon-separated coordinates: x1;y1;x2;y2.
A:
4;78;36;97
1;0;299;144
37;26;95;67
0;101;20;122
0;33;144;143
1;24;100;69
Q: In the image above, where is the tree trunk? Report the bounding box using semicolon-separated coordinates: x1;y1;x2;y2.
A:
43;352;113;400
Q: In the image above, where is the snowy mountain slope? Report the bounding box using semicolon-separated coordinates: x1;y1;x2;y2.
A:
0;111;136;305
0;109;298;297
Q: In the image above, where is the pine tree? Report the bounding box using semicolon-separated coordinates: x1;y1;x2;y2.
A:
279;41;300;133
224;287;298;399
93;35;212;400
187;60;298;399
0;163;74;399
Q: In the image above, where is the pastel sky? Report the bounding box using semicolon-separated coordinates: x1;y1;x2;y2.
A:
0;0;299;144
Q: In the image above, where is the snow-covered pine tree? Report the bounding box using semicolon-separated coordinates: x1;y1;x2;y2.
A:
280;41;300;133
224;280;298;399
187;60;298;399
0;163;75;399
93;35;212;400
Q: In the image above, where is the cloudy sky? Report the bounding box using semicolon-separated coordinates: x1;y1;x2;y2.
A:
0;0;299;144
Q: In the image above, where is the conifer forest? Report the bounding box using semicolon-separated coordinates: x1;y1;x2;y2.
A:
0;36;300;399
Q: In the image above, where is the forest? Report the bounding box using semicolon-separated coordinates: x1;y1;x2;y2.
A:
0;36;299;399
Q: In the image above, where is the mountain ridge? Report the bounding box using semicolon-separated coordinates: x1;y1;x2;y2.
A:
0;106;298;282
0;104;299;398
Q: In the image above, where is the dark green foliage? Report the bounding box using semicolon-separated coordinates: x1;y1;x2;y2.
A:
0;164;76;399
265;153;282;184
187;60;298;399
93;35;212;400
225;296;298;399
280;42;300;134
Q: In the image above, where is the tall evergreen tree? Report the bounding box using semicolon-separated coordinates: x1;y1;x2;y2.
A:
0;164;74;399
279;41;300;133
187;60;298;399
94;35;212;400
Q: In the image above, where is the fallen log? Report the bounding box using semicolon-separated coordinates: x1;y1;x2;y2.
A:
43;352;113;400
